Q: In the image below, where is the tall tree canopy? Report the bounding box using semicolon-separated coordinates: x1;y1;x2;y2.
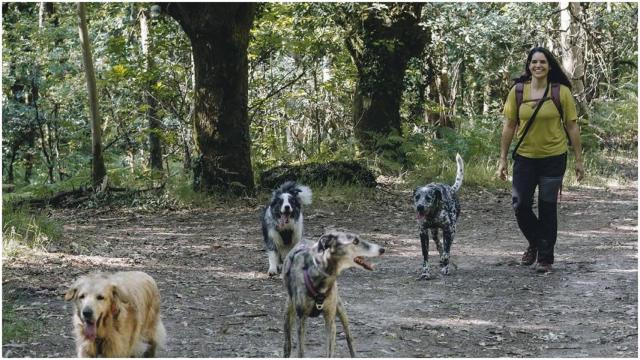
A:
2;2;636;192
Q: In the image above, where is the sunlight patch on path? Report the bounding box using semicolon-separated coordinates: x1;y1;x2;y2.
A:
398;316;495;327
160;264;268;280
5;252;135;269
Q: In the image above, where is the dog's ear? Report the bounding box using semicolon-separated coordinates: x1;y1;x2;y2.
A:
288;188;301;201
433;188;442;206
64;286;77;301
318;233;337;252
110;284;130;316
292;185;312;205
269;190;279;204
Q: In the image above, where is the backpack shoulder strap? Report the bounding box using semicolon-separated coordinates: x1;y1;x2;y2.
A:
515;82;524;121
550;82;563;120
551;82;572;145
511;84;549;160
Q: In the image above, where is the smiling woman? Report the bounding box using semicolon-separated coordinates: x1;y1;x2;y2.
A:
498;46;584;274
529;52;549;82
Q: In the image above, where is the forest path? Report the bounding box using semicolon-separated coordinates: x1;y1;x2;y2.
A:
2;183;637;357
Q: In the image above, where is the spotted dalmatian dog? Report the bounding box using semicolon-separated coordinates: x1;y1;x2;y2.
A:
413;153;464;279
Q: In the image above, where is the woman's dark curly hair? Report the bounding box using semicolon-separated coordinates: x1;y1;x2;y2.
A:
513;47;572;89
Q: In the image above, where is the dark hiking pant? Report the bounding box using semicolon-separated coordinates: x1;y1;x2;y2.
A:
512;153;567;264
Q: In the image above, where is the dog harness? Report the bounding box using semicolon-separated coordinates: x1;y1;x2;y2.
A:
303;267;326;317
286;245;327;317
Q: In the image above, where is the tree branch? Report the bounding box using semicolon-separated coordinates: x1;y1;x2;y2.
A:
248;67;307;114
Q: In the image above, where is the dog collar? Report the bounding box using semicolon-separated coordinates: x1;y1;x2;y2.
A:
303;268;325;312
95;337;105;357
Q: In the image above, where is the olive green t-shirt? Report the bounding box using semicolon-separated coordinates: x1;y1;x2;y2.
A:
503;82;578;158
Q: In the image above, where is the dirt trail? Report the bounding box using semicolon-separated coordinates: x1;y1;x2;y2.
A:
2;183;637;357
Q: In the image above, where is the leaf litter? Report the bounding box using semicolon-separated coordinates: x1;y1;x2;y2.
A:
2;185;637;357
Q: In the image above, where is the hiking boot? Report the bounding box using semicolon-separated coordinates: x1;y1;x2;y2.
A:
535;262;553;273
520;247;537;266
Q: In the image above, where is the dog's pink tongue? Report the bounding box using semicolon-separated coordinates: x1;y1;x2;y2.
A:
416;213;425;220
84;323;97;340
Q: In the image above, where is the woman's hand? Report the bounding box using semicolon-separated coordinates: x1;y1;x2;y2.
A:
498;158;509;181
565;120;584;182
575;160;585;182
498;118;517;182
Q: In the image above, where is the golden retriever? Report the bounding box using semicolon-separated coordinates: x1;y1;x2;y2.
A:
64;271;166;357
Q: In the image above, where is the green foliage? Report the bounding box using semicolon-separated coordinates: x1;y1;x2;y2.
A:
400;112;508;190
1;2;635;200
2;201;61;256
259;160;376;191
2;301;43;343
249;2;357;171
583;82;638;151
567;149;637;187
165;171;222;208
312;183;377;208
3;2;194;192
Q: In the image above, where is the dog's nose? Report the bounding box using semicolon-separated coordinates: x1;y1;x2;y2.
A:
82;308;93;320
284;205;291;213
417;205;425;212
379;248;385;255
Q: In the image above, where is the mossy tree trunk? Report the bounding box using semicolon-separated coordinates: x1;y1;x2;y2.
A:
77;2;107;188
338;3;428;162
139;8;163;171
165;3;256;194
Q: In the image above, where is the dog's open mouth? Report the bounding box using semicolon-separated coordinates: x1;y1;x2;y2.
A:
416;212;425;220
278;213;291;228
83;319;97;340
354;256;374;271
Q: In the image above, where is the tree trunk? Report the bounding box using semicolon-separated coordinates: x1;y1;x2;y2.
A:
560;2;586;106
182;135;191;172
6;146;18;184
34;3;55;183
32;78;55;184
165;3;256;194
339;3;428;162
23;147;35;184
352;67;405;155
408;52;428;124
183;53;196;173
139;8;163;171
77;2;107;188
437;62;453;130
43;3;64;182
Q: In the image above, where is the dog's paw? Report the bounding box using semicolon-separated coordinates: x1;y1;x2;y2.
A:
267;268;279;277
418;268;435;280
440;265;451;275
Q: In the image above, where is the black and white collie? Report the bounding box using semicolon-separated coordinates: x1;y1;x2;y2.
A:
261;181;313;276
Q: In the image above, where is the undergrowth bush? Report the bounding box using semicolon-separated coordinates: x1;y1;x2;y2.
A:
165;172;223;208
2;302;43;343
312;183;377;207
2;201;61;256
402;114;508;190
583;81;637;151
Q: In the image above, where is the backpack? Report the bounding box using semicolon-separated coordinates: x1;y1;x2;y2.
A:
515;82;563;121
514;82;571;145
